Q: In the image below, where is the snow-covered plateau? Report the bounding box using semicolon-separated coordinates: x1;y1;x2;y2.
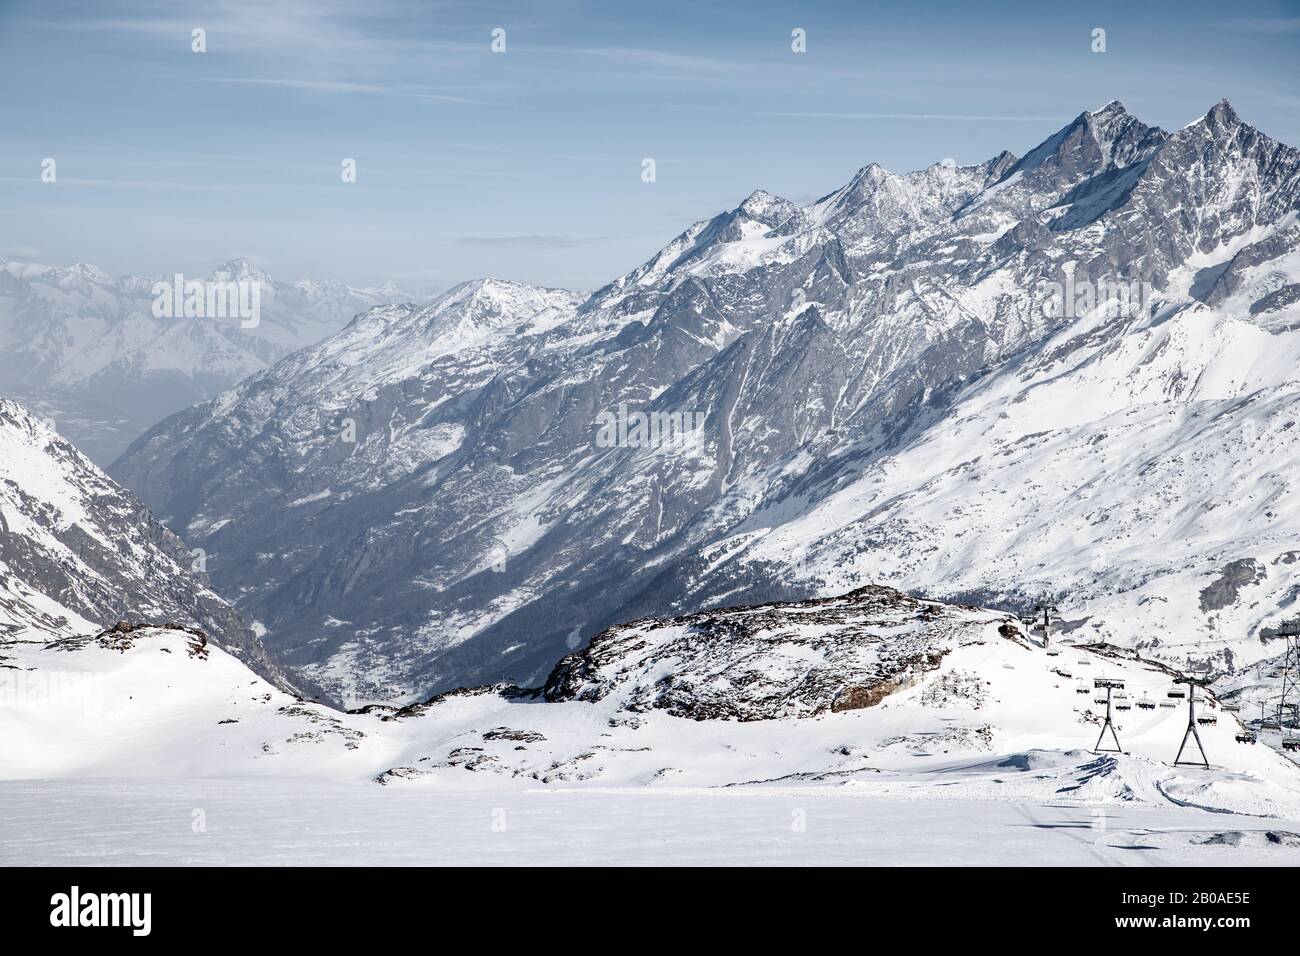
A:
4;588;1300;865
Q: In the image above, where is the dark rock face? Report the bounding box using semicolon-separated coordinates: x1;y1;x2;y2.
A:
542;585;1011;721
109;101;1300;703
1200;559;1267;613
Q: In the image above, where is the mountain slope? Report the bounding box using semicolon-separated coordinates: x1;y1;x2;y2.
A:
0;398;298;692
112;100;1300;705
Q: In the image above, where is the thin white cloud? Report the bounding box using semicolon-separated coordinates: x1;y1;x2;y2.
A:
201;77;480;104
571;46;742;73
36;3;484;60
1222;17;1300;33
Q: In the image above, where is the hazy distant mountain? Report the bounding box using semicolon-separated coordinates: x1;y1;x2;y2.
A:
0;256;423;464
112;100;1300;706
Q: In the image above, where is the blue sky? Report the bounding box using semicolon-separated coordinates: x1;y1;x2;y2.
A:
3;0;1298;292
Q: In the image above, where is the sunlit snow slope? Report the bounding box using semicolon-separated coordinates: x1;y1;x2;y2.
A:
4;588;1298;824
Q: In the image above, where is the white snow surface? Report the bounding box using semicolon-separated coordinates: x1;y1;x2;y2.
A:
5;604;1300;865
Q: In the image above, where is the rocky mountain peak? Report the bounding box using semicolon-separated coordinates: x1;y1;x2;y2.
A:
1203;97;1240;130
736;188;800;230
210;256;274;285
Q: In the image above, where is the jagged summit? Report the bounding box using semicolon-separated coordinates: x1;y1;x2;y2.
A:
738;187;782;211
736;188;800;228
210;256;273;284
1089;98;1128;116
46;262;113;285
1200;97;1240;128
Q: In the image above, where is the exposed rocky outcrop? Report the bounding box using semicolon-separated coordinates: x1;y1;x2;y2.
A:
542;585;1015;720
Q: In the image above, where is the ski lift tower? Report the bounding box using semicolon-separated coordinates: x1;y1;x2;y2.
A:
1093;678;1125;753
1173;676;1212;769
1034;599;1061;650
1275;617;1300;732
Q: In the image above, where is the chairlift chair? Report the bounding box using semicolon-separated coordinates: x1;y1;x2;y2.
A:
1222;703;1241;713
1284;737;1300;752
1235;731;1257;744
1137;693;1156;710
1159;701;1177;709
1167;688;1186;698
1197;715;1217;726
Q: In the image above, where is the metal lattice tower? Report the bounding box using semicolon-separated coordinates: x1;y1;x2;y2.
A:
1173;676;1211;769
1276;618;1300;731
1093;678;1125;753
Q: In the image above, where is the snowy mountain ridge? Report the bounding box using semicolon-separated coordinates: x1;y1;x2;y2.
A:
110;99;1300;707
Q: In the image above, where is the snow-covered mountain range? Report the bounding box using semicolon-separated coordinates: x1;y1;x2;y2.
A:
110;99;1300;709
0;256;419;464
